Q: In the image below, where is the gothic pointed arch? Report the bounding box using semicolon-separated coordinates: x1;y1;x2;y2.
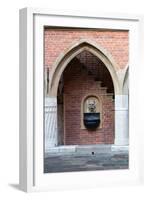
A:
49;39;121;96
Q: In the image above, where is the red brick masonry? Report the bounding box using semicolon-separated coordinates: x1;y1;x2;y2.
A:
44;28;128;70
44;28;128;145
63;57;114;144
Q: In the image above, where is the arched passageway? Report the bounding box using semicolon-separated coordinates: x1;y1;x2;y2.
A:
44;40;129;150
57;50;115;145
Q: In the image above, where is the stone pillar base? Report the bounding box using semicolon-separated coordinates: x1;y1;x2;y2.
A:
111;145;129;152
45;97;58;151
115;95;129;146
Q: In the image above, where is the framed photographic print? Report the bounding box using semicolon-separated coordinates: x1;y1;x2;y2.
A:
19;8;144;192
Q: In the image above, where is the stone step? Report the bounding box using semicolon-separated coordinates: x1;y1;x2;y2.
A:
45;144;115;157
96;82;113;96
45;145;77;154
45;145;129;158
76;144;112;154
95;81;102;85
72;58;113;95
99;87;107;91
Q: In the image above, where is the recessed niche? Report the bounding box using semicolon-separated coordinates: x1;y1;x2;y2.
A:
82;96;102;130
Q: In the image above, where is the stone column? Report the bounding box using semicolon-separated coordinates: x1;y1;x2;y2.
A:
114;95;129;146
45;97;58;151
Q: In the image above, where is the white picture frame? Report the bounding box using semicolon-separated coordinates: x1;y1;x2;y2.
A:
19;7;144;192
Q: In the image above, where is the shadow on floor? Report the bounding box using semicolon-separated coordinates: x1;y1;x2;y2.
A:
8;183;20;191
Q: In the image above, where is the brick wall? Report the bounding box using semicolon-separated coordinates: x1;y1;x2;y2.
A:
44;28;128;145
44;28;128;70
63;57;114;145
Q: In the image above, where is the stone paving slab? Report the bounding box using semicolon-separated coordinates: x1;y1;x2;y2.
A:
44;152;129;173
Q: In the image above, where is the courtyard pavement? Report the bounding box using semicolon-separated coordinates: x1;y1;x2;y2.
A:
44;151;128;173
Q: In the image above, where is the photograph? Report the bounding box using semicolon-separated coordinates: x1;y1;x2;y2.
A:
43;27;129;173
